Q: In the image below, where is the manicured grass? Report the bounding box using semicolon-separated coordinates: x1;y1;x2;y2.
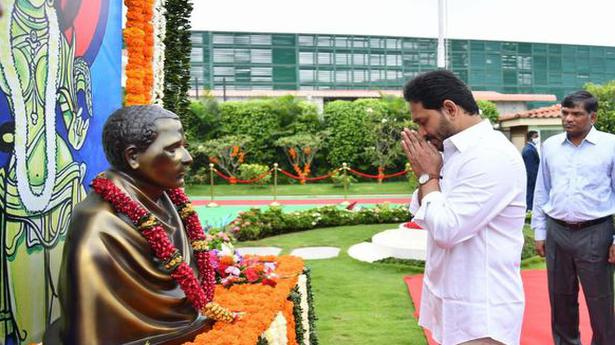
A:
237;223;547;344
238;224;427;345
185;181;414;197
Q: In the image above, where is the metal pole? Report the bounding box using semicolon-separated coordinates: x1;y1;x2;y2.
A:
195;77;199;99
271;163;280;207
405;162;415;190
222;77;227;101
207;163;218;207
340;163;350;206
437;0;447;68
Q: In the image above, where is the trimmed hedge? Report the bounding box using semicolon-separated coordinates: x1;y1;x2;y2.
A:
218;96;321;164
228;204;411;241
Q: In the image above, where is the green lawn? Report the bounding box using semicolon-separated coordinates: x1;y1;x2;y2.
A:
237;223;547;345
238;223;427;345
185;181;414;197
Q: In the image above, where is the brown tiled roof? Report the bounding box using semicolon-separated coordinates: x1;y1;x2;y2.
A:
205;89;556;102
499;104;561;121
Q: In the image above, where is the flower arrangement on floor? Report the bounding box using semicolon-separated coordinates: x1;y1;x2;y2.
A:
205;232;278;288
184;256;318;345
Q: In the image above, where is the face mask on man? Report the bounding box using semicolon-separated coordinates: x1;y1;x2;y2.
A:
531;137;540;145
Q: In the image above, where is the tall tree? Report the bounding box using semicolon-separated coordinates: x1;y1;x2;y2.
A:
585;81;615;134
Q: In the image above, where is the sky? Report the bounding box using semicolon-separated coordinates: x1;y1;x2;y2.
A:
191;0;615;47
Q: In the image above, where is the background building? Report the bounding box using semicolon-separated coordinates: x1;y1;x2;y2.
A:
190;30;615;102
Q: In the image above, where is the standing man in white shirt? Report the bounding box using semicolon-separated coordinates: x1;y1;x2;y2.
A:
402;70;526;345
531;90;615;345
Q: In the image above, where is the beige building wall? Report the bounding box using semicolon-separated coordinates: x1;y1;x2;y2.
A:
510;126;529;151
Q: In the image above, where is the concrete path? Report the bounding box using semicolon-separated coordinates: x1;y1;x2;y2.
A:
289;247;340;260
236;247;283;256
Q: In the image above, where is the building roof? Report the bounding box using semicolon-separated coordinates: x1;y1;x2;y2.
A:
500;104;561;121
206;89;556;102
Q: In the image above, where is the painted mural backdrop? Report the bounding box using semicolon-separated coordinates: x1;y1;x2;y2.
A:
0;0;121;343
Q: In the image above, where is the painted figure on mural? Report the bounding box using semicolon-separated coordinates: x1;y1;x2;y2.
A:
0;0;110;343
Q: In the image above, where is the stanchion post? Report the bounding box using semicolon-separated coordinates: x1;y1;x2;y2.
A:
270;163;280;207
340;162;350;206
405;162;414;190
207;163;218;208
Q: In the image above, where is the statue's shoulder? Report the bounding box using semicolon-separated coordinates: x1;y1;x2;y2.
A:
72;191;115;222
66;191;128;246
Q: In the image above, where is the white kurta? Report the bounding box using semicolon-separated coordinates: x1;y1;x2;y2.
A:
409;120;526;345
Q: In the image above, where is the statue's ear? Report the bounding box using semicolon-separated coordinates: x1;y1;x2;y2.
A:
124;145;140;170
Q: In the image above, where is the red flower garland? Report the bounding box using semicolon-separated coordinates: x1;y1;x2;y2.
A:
91;176;216;312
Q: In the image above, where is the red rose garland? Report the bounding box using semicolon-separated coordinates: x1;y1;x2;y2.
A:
91;175;235;322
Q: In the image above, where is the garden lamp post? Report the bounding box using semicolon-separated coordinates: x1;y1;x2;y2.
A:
340;163;350;206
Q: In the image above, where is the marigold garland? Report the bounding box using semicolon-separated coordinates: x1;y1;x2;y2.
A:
184;256;305;345
124;0;156;105
283;299;298;345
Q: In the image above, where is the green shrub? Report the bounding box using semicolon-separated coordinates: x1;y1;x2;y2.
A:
229;204;411;241
521;230;537;260
330;170;357;188
477;100;499;124
323;100;378;169
585;81;615;134
185;167;208;185
238;164;271;187
187;96;222;141
219;96;322;164
324;97;412;173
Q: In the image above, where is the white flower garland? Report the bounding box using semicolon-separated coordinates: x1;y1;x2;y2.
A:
262;311;288;345
297;274;311;345
0;1;59;212
151;0;166;104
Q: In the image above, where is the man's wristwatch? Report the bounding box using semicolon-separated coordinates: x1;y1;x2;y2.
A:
418;173;440;185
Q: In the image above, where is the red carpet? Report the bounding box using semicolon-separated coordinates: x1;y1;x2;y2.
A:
404;270;592;345
192;197;410;206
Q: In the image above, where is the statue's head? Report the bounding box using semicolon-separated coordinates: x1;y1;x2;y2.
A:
102;105;192;189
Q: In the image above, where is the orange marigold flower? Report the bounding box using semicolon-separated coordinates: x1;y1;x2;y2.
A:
219;256;235;266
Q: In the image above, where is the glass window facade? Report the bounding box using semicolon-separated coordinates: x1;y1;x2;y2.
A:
190;31;615;98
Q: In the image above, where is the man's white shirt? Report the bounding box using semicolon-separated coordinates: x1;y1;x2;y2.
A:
409;120;526;345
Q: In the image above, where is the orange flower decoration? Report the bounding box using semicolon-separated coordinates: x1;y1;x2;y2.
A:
230;146;240;158
124;0;155;105
219;256;235;266
288;147;297;160
183;256;305;345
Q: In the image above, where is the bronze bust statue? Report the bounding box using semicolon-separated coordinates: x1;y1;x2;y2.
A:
44;105;213;345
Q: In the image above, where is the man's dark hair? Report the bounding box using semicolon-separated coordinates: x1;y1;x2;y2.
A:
561;90;598;114
527;130;538;141
403;69;479;115
102;105;180;170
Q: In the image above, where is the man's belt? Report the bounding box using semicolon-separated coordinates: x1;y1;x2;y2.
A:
550;216;612;230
